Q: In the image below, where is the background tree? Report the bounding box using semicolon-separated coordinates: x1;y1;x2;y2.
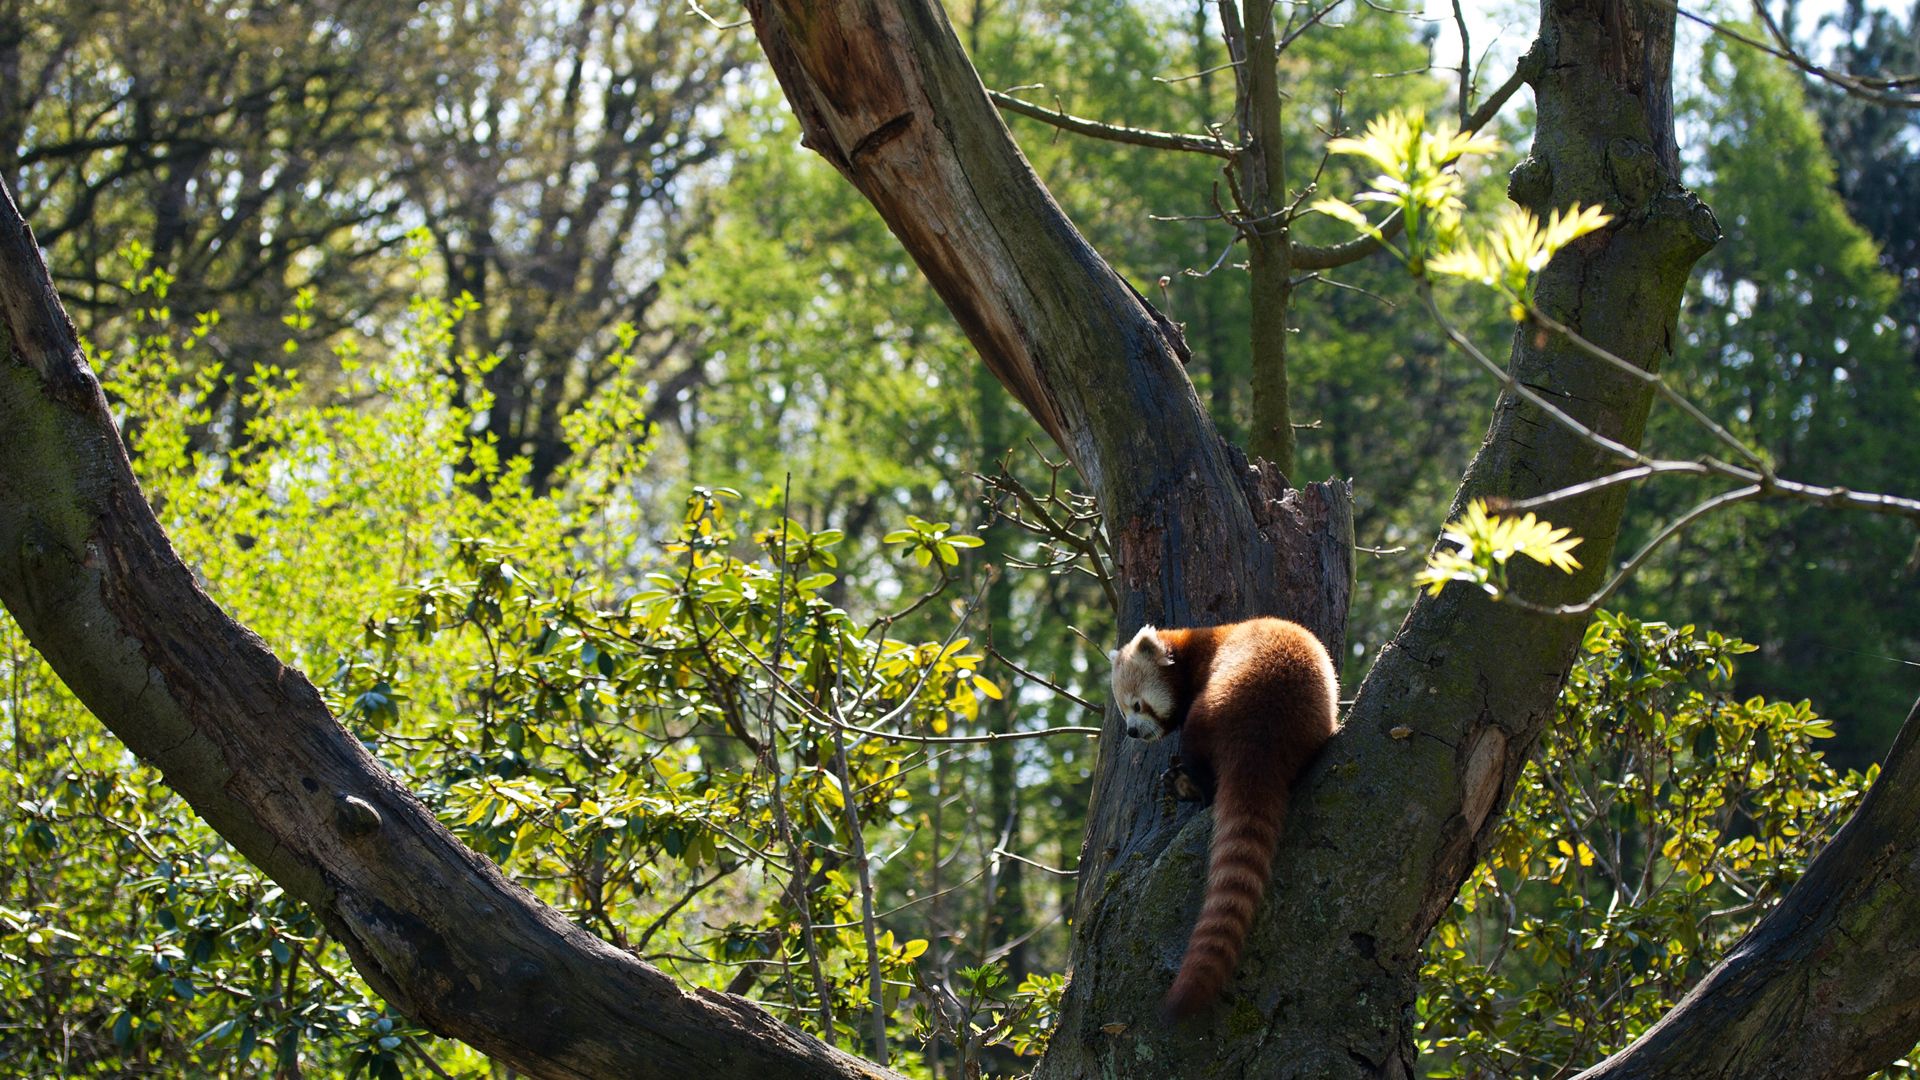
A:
412;0;747;489
1619;27;1916;764
1;0;425;398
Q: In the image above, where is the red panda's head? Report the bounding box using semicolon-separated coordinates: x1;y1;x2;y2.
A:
1110;625;1177;741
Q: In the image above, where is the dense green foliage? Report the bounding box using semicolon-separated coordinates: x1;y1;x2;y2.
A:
3;1;1917;1076
2;266;1070;1075
1419;613;1892;1079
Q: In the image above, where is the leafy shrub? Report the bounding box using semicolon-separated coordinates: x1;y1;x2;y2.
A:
0;256;1019;1076
1418;611;1880;1078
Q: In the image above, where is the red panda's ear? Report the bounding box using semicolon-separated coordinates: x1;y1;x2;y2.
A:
1131;625;1175;667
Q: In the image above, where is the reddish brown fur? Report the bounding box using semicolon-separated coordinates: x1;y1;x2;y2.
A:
1134;618;1338;1019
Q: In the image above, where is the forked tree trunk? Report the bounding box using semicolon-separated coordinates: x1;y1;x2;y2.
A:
744;1;1716;1077
1042;1;1718;1073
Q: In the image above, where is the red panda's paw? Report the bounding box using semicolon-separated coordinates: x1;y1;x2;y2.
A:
1173;771;1204;803
1158;759;1209;805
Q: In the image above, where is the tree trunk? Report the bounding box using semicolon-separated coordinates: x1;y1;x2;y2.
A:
0;180;896;1080
1234;0;1297;476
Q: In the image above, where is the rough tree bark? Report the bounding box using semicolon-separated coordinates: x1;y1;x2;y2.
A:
0;181;895;1080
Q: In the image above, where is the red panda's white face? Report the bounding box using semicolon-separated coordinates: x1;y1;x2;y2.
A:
1111;625;1177;741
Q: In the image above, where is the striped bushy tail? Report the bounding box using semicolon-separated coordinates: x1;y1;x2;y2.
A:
1162;784;1288;1020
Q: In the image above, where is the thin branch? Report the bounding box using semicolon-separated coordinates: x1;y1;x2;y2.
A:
1499;462;1715;512
687;0;750;29
1504;485;1765;619
827;643;889;1067
1154;59;1244;84
823;716;1103;746
1278;0;1344;53
987;90;1237;157
1421;285;1653;467
1293;271;1398;308
1423;290;1920;615
992;847;1078;877
810;866;991;930
1654;0;1920;108
1452;0;1473;128
985;645;1098;711
632;865;739;953
1525;304;1766;470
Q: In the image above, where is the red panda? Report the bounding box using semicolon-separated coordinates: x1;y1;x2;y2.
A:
1110;617;1339;1020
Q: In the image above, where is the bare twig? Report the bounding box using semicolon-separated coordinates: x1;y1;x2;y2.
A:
1422;289;1920;615
1421;285;1652;466
1656;0;1920;108
1498;462;1716;512
979;449;1116;611
1526;305;1766;470
812;866;991;930
985;645;1098;711
686;0;749;30
633;865;740;953
1278;0;1344;53
992;846;1078;877
1452;0;1473;128
1502;486;1764;619
827;637;889;1067
1293;271;1398;308
1155;59;1244;84
988;90;1237;157
821;716;1103;747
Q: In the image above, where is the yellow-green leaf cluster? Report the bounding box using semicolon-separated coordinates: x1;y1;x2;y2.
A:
1313;108;1614;316
1428;204;1613;318
1416;499;1584;598
1312;110;1500;271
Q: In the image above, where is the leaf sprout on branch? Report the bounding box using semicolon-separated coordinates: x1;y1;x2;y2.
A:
1416;500;1584;600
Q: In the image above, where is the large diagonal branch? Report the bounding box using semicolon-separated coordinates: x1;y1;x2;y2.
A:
0;181;896;1080
742;3;1348;614
1572;695;1920;1080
